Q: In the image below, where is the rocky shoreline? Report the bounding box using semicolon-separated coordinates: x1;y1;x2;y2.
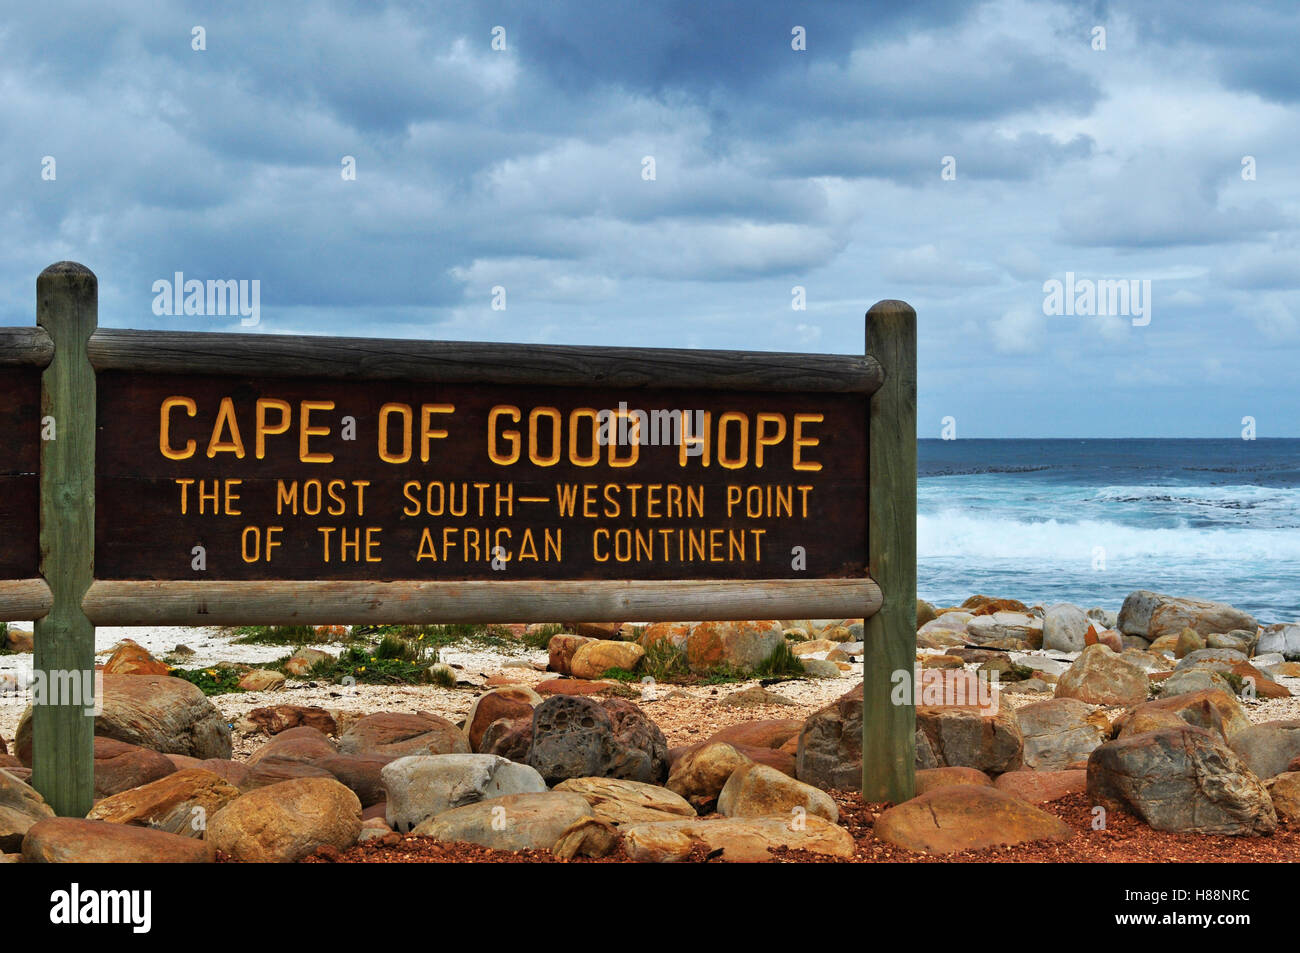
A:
2;589;1299;863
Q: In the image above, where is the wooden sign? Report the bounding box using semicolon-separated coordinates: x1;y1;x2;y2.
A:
95;374;867;583
1;261;917;816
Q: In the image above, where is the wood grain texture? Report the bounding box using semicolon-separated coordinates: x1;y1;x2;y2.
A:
33;261;97;818
861;300;917;803
0;327;54;367
88;328;883;394
83;577;882;626
0;579;52;620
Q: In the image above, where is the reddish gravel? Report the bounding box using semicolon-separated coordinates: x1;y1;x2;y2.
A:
299;791;1300;863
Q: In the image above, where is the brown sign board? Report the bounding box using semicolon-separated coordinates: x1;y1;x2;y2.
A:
0;367;41;579
95;372;867;582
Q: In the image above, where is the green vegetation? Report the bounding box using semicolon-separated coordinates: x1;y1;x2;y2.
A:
351;623;517;651
230;625;335;646
751;641;805;678
519;623;564;651
601;640;806;686
301;643;443;685
170;666;247;696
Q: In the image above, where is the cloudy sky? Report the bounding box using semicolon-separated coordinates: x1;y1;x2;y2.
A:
5;0;1298;436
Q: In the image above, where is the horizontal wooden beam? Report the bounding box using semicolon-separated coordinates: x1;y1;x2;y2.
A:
86;328;882;394
0;327;54;368
0;578;52;620
83;578;882;626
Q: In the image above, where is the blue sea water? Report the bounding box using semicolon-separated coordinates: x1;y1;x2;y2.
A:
918;439;1300;625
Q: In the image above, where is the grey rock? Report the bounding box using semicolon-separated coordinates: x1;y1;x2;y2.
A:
381;754;546;832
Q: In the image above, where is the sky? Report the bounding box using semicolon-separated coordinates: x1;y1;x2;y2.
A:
4;0;1299;437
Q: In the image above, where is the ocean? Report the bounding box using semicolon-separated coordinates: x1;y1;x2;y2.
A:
917;438;1300;625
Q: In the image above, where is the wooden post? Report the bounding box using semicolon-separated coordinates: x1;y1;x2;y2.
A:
32;262;97;817
862;300;917;803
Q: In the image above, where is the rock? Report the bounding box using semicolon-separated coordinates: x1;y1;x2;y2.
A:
240;760;335;791
914;706;1022;774
791;639;836;656
914;766;993;796
1088;727;1276;834
2;628;33;653
569;622;624;641
1117;590;1257;642
922;654;965;670
1174;628;1206;658
964;595;1029;613
552;817;621;859
284;647;333;676
569;640;645;679
966;612;1042;649
717;686;797;709
238;670;287;692
666;742;752;805
796;685;862;791
15;674;231;762
1228;721;1300;780
247;725;338;765
1121;649;1175;674
1175;647;1249;670
1054;644;1149;707
547;634;592;675
917;600;937;627
1043;604;1090;652
800;658;841;678
554;777;695;825
1207;631;1255;653
640;621;693;651
479;716;533;762
622;815;854;862
102;640;171;676
534;677;619;696
0;770;54;852
1014;698;1106;771
685;620;784;673
1113;689;1249;744
1265;772;1300;819
413;791;594;852
1257;623;1300;661
463;687;541;752
381;754;547;832
337;712;469;758
246;705;337;736
527;696;668;785
717;762;838;822
994;769;1087;804
1160;668;1236;698
874;785;1071;854
706;719;803;750
1087;607;1119;628
23;818;217;863
207;778;362;862
86;768;241;837
314;753;394;807
184;758;250;788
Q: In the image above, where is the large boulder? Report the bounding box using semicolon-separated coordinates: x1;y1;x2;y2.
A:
666;742;752;805
463;687;541;752
1014;698;1106;771
0;769;54;852
1266;772;1300;819
1113;689;1250;744
569;640;645;679
207;777;362;862
1087;727;1276;835
547;634;593;675
1257;624;1300;662
1228;721;1300;780
1054;644;1149;707
102;640;171;676
314;753;395;808
337;712;469;758
22;818;215;863
245;705;337;736
993;769;1087;805
412;791;594;852
706;719;803;751
246;725;337;765
381;754;547;832
552;777;695;825
685;620;784;673
91;737;179;797
966;612;1043;649
479;715;533;763
914;766;993;795
527;696;668;785
621;815;854;862
874;785;1071;854
15;674;231;761
795;685;863;791
717;762;838;822
1117;591;1257;642
915;706;1023;774
1043;604;1090;653
86;768;241;837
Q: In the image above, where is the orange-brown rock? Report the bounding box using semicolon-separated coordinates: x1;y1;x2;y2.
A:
102;641;170;676
875;785;1072;854
23;818;216;863
993;769;1087;804
914;766;993;796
